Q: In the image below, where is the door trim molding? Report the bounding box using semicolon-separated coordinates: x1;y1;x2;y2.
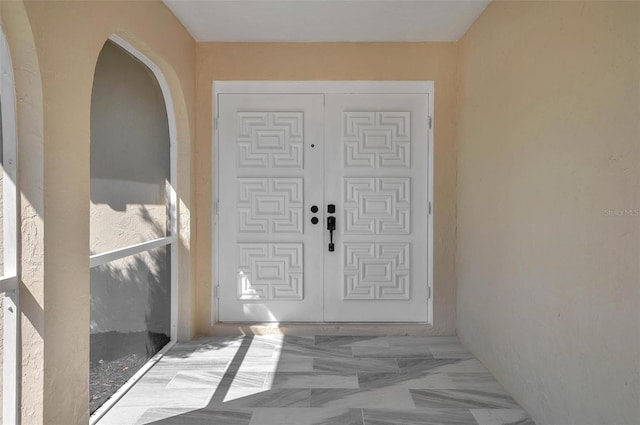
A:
211;81;434;325
213;81;433;95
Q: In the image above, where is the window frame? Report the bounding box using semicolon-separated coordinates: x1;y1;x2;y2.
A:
88;34;178;341
0;23;20;425
88;34;179;424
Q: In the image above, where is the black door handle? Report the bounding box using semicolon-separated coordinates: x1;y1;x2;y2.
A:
327;215;336;252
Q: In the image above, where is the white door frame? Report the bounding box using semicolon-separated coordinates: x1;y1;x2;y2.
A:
212;81;434;325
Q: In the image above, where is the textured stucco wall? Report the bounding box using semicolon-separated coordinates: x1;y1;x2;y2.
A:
1;1;196;423
195;43;459;335
456;2;640;424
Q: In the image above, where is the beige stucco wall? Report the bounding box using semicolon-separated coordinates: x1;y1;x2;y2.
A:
456;2;640;424
195;43;459;335
1;1;196;423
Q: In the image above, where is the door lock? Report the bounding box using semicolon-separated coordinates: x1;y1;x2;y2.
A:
327;215;336;252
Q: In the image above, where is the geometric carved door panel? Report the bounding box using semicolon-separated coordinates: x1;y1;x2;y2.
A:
343;242;411;300
237;178;303;234
344;177;411;235
323;94;430;322
218;94;324;322
237;243;303;300
217;89;430;322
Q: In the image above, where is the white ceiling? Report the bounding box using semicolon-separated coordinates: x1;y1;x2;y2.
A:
162;0;491;42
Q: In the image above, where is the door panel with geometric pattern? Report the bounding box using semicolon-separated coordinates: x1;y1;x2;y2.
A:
217;91;429;322
323;94;429;322
217;94;324;321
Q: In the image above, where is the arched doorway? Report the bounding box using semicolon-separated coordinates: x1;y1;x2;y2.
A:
0;23;19;425
89;37;177;416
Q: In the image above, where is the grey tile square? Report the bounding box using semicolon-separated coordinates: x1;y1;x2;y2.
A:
136;407;252;425
215;388;311;408
352;345;432;359
428;344;474;359
397;358;488;374
96;406;147;425
115;388;215;409
151;359;230;372
250;408;364;425
315;336;390;348
237;356;315;372
166;371;225;389
280;344;353;359
470;409;536;425
387;336;460;346
410;389;521;409
310;388;416;409
314;357;400;373
166;339;244;359
247;336;316;352
225;371;270;388
363;408;479;425
358;371;502;390
358;371;502;391
127;371;175;390
282;335;317;346
267;371;359;388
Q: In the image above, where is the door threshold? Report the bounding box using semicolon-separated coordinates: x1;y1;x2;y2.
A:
208;322;446;337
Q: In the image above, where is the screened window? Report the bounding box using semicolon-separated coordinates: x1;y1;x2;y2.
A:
89;40;175;415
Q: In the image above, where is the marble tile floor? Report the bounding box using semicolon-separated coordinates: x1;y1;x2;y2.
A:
96;335;535;425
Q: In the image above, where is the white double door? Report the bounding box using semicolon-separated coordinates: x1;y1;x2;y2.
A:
217;90;430;322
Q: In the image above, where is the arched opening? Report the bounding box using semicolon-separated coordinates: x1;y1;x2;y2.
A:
89;38;177;415
0;23;19;425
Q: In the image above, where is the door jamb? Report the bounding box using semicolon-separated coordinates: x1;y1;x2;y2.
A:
211;81;435;325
